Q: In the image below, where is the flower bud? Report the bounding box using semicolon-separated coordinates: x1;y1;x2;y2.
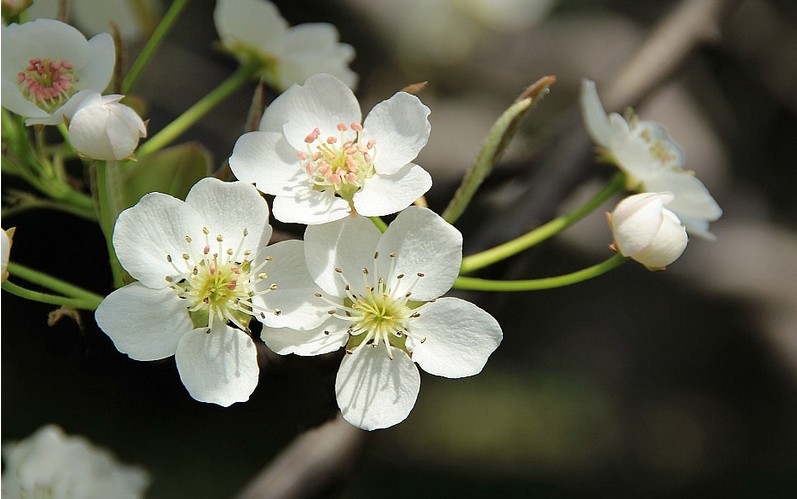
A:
608;192;688;271
1;227;15;282
68;93;147;160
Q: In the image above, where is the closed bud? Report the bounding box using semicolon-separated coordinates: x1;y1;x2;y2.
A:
68;93;147;161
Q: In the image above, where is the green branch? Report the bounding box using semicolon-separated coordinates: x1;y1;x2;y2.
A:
460;172;625;274
453;254;628;292
6;262;105;305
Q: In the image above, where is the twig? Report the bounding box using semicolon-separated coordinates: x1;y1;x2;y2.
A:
235;414;367;499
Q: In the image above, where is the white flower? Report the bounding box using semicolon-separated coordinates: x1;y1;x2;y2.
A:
214;0;357;90
2;424;150;499
95;177;288;406
68;93;147;160
261;207;503;430
1;19;114;125
608;192;688;271
229;74;433;225
580;79;722;238
1;227;13;282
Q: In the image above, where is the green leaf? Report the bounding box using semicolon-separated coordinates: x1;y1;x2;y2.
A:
118;142;212;210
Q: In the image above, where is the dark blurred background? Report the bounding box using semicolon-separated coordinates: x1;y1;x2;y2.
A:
3;0;797;497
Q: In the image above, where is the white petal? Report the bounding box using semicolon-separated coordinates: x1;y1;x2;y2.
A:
644;170;722;223
376;207;462;301
352;163;432;217
579;79;611;147
409;297;503;378
2;19;90;70
175;325;259;407
262;317;349;356
609;192;670;256
112;192;204;288
213;0;287;56
606;114;658;182
95;284;191;361
185;177;272;256
255;240;330;330
280;74;362;151
74;32;114;93
362;92;431;175
304;214;381;296
228;131;304;196
631;209;688;269
335;346;420;430
272;188;351;225
280;24;358;90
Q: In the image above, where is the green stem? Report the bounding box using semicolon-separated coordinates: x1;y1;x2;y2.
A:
6;262;105;303
122;0;191;94
369;216;388;233
137;62;261;157
94;162;126;288
460;172;625;274
2;281;102;310
454;254;628;292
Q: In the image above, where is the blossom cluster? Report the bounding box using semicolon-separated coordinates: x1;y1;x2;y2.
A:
1;0;723;462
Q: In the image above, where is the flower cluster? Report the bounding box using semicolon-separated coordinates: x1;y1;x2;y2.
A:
2;425;150;498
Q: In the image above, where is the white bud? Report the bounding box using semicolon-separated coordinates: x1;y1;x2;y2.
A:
608;192;688;271
68;93;147;160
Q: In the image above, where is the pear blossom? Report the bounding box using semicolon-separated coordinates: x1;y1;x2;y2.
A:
23;0;161;42
1;18;114;125
261;207;503;430
95;177;292;406
2;424;150;499
1;227;13;282
229;73;433;225
580;79;722;238
68;93;147;160
608;192;688;271
214;0;357;90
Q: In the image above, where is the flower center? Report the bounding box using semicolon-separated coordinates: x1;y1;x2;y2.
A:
17;58;77;112
317;251;427;359
165;227;275;331
298;122;377;203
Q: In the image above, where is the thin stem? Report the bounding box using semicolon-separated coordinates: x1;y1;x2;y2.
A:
454;254;628;292
94;162;126;288
369;216;388;233
137;62;261;157
6;262;105;303
2;281;102;310
460;172;625;274
122;0;191;94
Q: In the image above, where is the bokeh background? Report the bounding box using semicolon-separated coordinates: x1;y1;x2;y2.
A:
3;0;797;497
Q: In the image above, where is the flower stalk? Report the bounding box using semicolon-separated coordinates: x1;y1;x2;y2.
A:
4;262;104;309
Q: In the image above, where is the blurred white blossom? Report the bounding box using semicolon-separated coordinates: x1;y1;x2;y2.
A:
581;79;722;238
608;192;688;271
68;93;147;161
1;227;14;282
2;424;150;499
1;19;114;125
262;207;503;430
230;73;432;225
214;0;357;90
21;0;161;41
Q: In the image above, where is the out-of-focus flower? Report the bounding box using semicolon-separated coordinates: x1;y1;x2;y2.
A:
24;0;161;41
214;0;357;90
580;79;722;239
230;73;432;225
68;93;147;160
95;178;284;406
2;424;150;499
1;19;114;125
346;0;553;66
261;207;503;430
1;227;14;282
608;192;688;271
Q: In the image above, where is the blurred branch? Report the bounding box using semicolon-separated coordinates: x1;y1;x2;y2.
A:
235;414;367;499
471;0;739;253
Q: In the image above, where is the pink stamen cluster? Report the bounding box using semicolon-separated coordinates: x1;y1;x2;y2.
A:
17;58;76;110
297;122;376;195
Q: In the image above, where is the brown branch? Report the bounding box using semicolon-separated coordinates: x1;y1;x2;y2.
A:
235;414;367;499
